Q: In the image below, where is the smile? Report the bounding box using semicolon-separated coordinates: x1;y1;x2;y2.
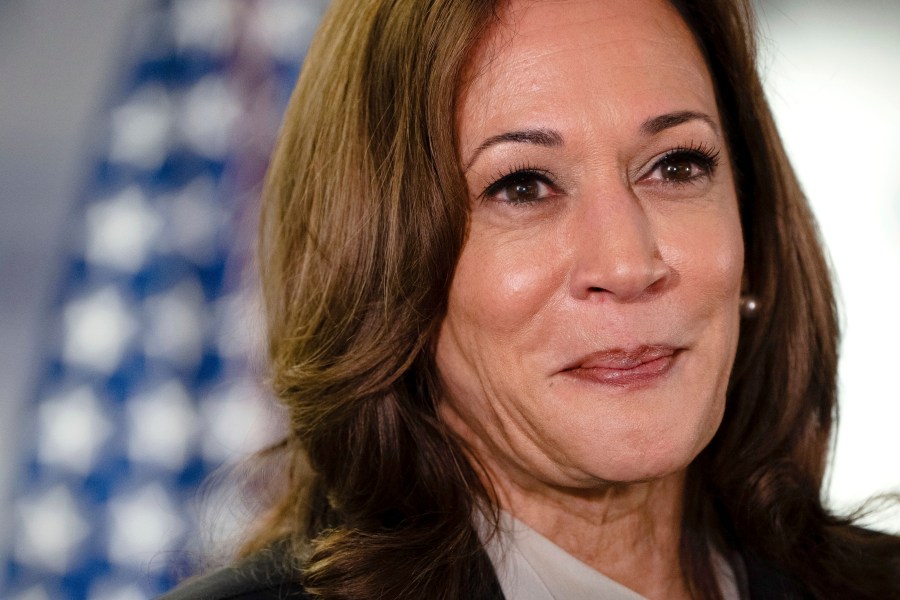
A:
562;346;682;387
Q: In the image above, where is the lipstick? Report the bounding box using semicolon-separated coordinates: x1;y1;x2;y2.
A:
562;345;679;386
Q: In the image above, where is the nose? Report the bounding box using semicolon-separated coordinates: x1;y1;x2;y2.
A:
568;186;669;302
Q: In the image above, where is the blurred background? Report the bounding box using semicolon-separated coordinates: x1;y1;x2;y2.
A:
0;0;897;598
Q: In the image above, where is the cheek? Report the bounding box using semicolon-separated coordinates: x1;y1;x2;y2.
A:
449;225;565;336
663;208;744;305
674;207;744;406
708;218;744;294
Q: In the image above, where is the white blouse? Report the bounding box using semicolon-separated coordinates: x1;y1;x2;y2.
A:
481;512;741;600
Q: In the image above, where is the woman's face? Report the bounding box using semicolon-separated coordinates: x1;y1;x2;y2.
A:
436;0;744;491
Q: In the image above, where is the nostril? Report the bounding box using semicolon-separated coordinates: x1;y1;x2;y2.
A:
573;256;671;303
567;196;670;302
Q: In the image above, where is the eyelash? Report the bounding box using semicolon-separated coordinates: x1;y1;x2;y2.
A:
480;164;558;205
479;142;722;205
648;142;721;185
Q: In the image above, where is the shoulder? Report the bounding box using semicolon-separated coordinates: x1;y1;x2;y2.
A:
157;548;310;600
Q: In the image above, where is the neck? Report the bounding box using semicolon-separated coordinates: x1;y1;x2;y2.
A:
490;467;691;600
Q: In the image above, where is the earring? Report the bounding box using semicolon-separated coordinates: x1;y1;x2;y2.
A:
740;294;759;319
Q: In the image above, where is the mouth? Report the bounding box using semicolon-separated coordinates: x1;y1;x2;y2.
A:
561;345;682;387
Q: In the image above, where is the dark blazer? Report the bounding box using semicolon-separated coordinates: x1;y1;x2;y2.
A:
158;547;506;600
158;549;311;600
158;546;809;600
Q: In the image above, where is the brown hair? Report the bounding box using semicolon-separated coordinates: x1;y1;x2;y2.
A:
248;0;900;598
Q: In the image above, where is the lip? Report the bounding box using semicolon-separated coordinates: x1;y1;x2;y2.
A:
561;345;681;387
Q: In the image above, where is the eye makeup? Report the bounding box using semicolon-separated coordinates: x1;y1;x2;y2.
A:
641;141;721;186
479;164;561;205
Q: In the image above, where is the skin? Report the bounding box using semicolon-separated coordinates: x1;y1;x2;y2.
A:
435;0;744;597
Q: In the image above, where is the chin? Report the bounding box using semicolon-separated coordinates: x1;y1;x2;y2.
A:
549;387;728;487
580;432;710;485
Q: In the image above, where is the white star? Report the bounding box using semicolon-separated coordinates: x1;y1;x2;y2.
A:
9;587;52;600
143;280;206;368
172;0;235;55
178;75;241;159
107;483;185;569
200;378;277;463
85;186;163;272
15;485;90;572
127;380;197;470
108;84;173;170
63;286;139;373
252;0;326;61
213;289;264;360
88;580;148;600
159;176;224;266
37;386;114;474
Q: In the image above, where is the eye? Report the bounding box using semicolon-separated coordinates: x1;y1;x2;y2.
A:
643;145;720;186
483;169;558;205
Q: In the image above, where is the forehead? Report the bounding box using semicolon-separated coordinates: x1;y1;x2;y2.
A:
458;0;719;151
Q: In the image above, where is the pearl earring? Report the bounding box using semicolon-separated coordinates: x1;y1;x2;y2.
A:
740;295;759;319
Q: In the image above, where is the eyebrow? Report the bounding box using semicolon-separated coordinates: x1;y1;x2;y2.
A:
463;111;719;171
464;128;563;172
640;110;719;136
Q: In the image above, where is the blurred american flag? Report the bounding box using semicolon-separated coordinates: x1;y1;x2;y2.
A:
2;1;325;598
